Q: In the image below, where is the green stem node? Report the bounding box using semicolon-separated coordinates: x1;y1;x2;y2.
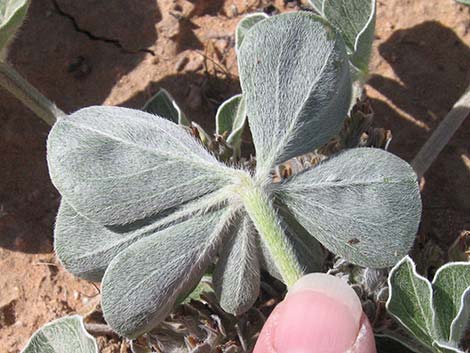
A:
237;178;303;287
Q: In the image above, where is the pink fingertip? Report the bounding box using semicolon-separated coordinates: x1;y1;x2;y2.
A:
253;274;376;353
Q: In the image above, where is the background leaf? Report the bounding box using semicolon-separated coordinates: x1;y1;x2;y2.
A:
213;214;260;315
21;315;98;353
386;256;436;351
101;208;233;338
54;190;228;281
322;0;376;74
432;262;470;343
0;0;30;51
433;341;465;353
142;88;189;126
449;289;470;346
279;207;325;273
377;328;433;353
47;106;235;225
181;275;214;304
455;0;470;5
277;148;421;268
238;12;351;176
235;13;268;51
215;94;247;156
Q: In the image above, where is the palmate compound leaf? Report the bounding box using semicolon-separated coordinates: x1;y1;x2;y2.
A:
142;88;190;126
21;315;98;353
238;12;351;176
101;207;234;338
432;262;470;344
386;256;436;351
47;106;237;225
235;12;269;51
0;0;30;52
276;148;421;268
54;189;230;282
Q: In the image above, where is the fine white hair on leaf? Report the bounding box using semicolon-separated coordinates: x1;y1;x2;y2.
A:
54;188;232;282
213;212;261;316
47;106;237;225
101;207;236;338
238;12;351;177
276;148;421;268
20;315;98;353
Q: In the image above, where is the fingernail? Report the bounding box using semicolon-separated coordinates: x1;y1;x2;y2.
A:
254;273;364;353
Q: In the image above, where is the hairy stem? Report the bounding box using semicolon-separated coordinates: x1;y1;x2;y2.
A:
238;179;303;287
412;84;470;178
0;62;65;125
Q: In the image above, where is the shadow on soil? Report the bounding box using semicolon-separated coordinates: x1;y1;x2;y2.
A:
0;0;160;253
368;21;470;250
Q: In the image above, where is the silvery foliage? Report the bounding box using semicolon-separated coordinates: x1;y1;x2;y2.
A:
235;12;268;52
386;256;470;353
0;0;30;53
309;0;376;77
143;88;190;126
21;315;98;353
456;0;470;5
48;12;421;338
215;94;247;158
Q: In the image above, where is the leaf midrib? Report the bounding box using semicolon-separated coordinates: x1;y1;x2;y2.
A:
63;118;228;177
265;27;335;170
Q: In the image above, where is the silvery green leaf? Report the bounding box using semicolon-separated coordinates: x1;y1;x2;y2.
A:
258;238;282;280
238;12;351;176
456;0;470;5
47;106;235;225
386;256;435;351
0;0;30;51
277;148;421;268
143;88;190;126
215;94;247;156
213;214;260;315
449;288;470;347
235;13;268;51
432;262;470;343
322;0;376;74
433;341;465;353
55;190;228;281
21;315;98;353
101;208;233;338
280;208;325;273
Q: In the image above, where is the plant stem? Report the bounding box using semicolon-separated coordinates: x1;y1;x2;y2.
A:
238;179;303;287
411;84;470;178
0;62;65;126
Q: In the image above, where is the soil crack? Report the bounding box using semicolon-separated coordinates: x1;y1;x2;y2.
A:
51;0;155;56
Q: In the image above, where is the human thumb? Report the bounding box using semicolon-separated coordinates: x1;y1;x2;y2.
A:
253;273;377;353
